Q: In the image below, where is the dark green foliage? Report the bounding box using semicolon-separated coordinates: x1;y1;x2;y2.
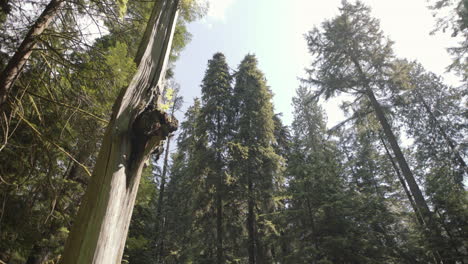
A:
429;0;468;81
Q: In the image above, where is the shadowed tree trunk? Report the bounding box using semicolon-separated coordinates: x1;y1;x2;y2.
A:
61;1;180;263
350;56;434;228
247;173;256;264
154;135;170;264
366;88;432;221
216;159;224;264
216;112;224;264
154;95;181;263
364;87;448;263
0;0;65;108
379;133;424;225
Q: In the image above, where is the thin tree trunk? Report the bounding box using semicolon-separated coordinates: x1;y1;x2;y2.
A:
216;166;224;264
0;0;65;108
351;54;453;262
215;112;224;264
365;88;448;263
155;132;172;263
379;133;424;225
350;56;433;226
61;1;180;263
379;131;443;263
247;174;256;264
366;89;431;221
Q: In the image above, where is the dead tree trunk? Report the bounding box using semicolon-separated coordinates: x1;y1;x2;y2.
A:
0;0;65;108
61;1;180;263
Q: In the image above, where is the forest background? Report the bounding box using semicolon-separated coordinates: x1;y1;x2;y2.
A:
0;0;466;263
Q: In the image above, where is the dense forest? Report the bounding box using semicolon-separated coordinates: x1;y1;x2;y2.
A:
0;0;466;263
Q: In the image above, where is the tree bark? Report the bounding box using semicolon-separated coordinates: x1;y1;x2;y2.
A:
350;56;433;226
350;55;450;262
366;89;431;221
61;1;180;263
366;88;448;263
0;0;65;108
379;133;424;225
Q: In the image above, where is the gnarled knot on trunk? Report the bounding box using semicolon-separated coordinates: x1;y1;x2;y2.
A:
133;108;178;139
130;108;178;166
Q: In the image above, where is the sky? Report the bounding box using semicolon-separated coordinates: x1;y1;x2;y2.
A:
173;0;461;128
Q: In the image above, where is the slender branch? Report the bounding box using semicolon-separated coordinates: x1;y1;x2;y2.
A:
16;111;92;177
26;91;108;124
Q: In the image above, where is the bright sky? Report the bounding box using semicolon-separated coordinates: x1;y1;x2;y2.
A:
173;0;461;127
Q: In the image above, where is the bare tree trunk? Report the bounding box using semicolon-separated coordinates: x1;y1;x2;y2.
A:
379;133;424;225
350;56;433;226
61;1;180;263
0;0;65;108
366;89;430;220
366;88;448;263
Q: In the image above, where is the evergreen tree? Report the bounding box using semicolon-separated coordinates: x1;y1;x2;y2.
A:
162;98;211;263
199;52;233;263
304;1;457;261
388;60;468;258
232;54;281;264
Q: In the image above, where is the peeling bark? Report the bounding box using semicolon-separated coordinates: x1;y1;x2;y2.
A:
61;1;180;263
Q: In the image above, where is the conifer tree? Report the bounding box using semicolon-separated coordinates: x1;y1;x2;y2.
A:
199;52;233;263
232;54;281;264
304;2;455;261
162;98;211;263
